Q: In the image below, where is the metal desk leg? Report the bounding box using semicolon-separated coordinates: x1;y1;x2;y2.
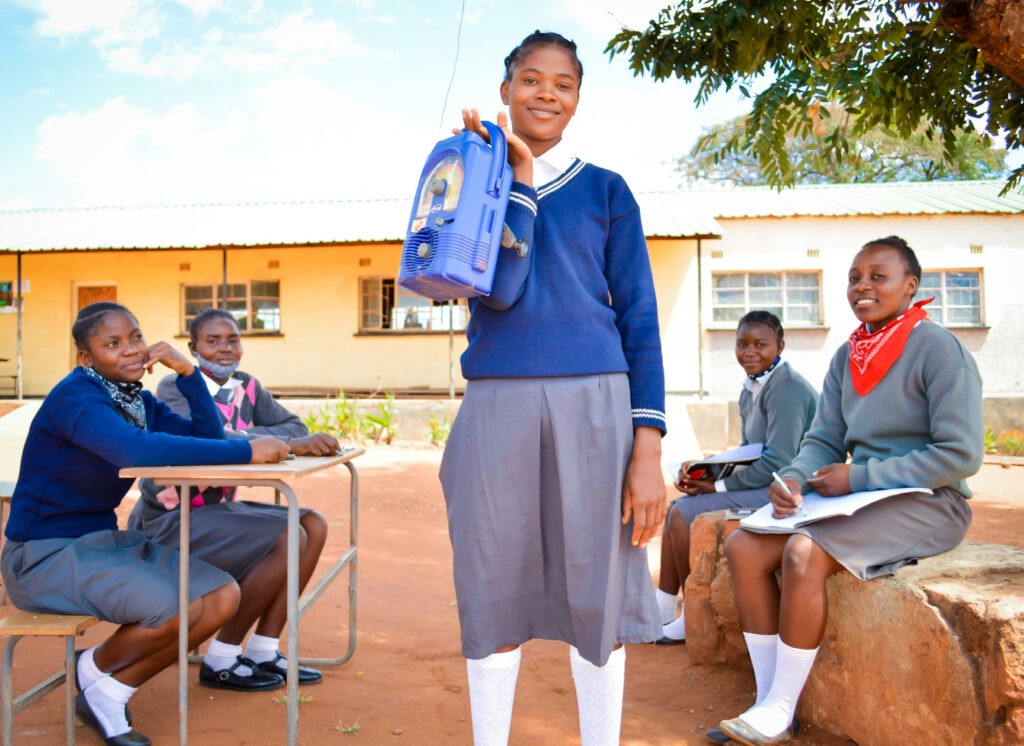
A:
279;482;301;746
178;484;191;746
296;460;359;666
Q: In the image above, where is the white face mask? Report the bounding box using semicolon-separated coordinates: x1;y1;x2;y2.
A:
193;352;240;380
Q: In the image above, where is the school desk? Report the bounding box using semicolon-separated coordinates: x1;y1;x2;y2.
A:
121;449;363;746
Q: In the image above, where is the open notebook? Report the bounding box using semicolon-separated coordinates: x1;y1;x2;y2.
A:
739;486;933;533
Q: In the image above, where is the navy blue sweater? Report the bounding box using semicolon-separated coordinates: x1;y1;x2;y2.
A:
5;367;252;542
462;161;666;432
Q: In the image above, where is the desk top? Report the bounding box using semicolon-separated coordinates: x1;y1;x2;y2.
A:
119;448;364;484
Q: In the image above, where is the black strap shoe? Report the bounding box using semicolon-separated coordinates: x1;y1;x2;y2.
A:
199;655;285;692
75;693;150;746
253;652;324;685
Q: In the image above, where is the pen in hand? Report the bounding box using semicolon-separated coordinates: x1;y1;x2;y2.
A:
772;471;808;517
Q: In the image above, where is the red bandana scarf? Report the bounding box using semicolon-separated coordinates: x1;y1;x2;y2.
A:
848;297;933;396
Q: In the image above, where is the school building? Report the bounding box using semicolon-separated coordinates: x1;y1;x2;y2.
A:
1;179;1021;448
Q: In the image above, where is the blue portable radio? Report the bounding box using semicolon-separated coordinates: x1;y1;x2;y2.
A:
398;120;512;301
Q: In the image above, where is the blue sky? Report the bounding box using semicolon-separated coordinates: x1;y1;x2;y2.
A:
0;0;756;209
0;1;1015;210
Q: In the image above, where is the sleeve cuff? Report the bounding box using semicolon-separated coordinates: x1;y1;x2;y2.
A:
714;479;727;493
632;408;667;435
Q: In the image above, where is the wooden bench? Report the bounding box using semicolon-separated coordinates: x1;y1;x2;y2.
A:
684;511;1024;745
0;610;100;745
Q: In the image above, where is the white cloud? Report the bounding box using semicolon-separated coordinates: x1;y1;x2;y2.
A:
561;0;670;38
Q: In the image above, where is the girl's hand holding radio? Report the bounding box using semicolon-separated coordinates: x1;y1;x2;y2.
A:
458;108;534;186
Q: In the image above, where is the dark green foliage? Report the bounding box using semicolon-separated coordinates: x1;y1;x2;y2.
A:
607;1;1023;193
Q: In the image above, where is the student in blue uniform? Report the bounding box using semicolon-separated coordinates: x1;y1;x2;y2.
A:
440;30;666;746
129;308;335;688
656;311;817;646
718;237;983;745
1;302;289;746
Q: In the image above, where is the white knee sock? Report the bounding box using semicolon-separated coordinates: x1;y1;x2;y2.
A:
655;588;679;625
570;645;625;746
466;649;521;746
739;639;818;737
77;646;107;691
245;633;280;665
203;639;252;675
743;632;779;705
661;608;686;641
83;674;136;737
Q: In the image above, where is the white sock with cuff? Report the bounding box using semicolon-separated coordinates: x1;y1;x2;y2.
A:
466;648;521;746
739;639;818;737
742;631;779;705
204;639;252;675
655;588;679;625
245;633;281;665
569;645;625;746
77;646;107;691
83;674;136;737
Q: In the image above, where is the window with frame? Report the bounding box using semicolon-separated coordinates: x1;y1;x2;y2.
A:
182;280;281;334
711;271;822;325
918;269;983;326
0;281;13;313
359;277;467;332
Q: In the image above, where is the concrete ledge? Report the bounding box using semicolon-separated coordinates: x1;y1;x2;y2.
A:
685;511;1024;745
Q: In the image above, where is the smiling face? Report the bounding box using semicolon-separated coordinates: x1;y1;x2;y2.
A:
77;310;148;383
190;316;243;381
735;321;783;377
847;244;920;332
500;44;580;158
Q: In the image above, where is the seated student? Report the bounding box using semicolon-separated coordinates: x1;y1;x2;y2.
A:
1;302;290;746
129;308;337;689
656;311;817;647
717;236;983;746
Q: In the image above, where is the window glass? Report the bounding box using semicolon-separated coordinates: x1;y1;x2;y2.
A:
710;271;822;325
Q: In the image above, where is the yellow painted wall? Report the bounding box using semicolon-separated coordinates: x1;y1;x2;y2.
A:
2;244;471;397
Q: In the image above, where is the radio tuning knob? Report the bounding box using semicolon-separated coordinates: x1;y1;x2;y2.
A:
418;243;432;259
428;179;446;195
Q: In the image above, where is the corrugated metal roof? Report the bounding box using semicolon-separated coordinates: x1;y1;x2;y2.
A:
687;179;1024;219
0;180;1018;253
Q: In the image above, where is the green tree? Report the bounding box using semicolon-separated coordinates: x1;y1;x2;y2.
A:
681;110;1006;186
607;1;1024;193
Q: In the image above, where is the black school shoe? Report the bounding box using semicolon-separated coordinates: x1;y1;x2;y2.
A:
75;693;151;746
199;655;285;692
705;716;802;743
254;652;324;685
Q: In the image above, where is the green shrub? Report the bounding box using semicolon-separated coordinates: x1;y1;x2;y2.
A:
428;412;451;446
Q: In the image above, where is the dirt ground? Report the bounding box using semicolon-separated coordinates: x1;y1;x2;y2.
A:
4;443;1023;745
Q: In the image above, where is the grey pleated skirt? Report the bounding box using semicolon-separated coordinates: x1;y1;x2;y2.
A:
440;374;661;667
127;500;312;581
673;486;772;525
783;486;971;580
0;529;234;628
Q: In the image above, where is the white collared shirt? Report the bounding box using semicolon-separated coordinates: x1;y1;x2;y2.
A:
200;370;242;398
533;140;575;187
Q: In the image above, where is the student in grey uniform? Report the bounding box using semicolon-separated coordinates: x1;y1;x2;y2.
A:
441;31;666;746
655;311;817;647
129;308;337;689
717;237;983;746
0;302;290;746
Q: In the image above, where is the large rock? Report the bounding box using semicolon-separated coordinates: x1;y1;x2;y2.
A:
684;512;1024;745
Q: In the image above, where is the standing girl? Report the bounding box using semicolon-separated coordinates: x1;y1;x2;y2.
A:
129;307;334;688
1;302;289;746
440;31;666;746
656;311;817;647
719;237;983;745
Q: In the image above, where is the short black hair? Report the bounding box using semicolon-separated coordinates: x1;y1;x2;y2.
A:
862;235;922;281
737;310;784;342
189;308;239;344
72;302;136;351
504;30;583;86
